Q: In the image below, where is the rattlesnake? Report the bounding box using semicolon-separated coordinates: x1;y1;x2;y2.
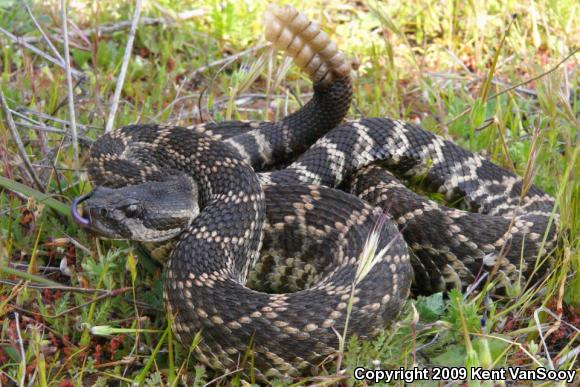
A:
72;4;558;379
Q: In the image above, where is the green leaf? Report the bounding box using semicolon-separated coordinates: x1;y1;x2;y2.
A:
127;251;137;283
415;292;445;322
2;345;20;362
0;265;63;287
431;344;465;367
474;336;509;367
144;372;163;387
193;365;207;387
444;289;481;337
470;99;486;129
0;176;70;215
465;347;480;386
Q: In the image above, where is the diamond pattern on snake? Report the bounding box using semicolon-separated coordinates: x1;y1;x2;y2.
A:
72;4;557;380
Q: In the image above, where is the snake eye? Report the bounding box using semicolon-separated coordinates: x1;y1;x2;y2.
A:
123;204;141;218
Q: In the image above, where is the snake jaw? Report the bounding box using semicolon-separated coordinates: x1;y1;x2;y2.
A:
71;193;91;226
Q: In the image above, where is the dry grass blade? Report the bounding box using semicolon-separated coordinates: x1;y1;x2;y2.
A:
478;17;515;102
22;10;206;45
12;121;66;134
17;106;99;131
0;90;45;192
534;306;580;369
0;26;84;80
487;48;579;102
446;48;580;126
105;0;143;133
15;312;26;387
192;43;268;78
23;3;64;64
334;213;401;373
60;0;79;175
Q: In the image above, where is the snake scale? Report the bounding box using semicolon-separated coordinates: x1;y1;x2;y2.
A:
72;4;558;379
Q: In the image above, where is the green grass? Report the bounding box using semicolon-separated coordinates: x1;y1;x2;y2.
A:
0;0;578;385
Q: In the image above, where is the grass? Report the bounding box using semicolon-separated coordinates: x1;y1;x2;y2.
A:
0;0;578;385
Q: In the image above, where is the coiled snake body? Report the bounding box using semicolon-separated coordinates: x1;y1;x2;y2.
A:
73;5;558;379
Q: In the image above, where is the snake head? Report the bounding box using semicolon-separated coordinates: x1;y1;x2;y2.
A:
72;175;199;242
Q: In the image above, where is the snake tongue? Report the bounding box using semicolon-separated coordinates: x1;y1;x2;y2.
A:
71;193;91;226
